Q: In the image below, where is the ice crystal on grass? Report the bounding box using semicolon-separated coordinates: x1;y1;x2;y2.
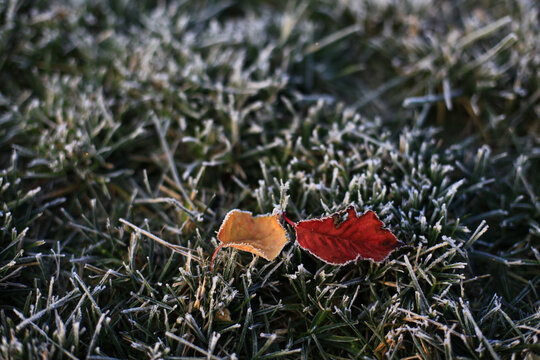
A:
0;0;538;358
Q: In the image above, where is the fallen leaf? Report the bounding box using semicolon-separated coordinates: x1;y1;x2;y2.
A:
212;210;288;271
215;308;231;322
283;206;403;265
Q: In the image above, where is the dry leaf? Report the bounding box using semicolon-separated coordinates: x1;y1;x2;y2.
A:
215;308;231;322
211;210;288;271
284;206;403;265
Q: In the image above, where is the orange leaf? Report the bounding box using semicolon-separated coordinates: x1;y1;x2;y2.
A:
211;210;288;271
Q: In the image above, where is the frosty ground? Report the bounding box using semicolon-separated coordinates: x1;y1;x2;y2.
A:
1;1;538;359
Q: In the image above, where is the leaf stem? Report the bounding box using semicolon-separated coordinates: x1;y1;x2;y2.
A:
282;213;297;228
211;243;226;272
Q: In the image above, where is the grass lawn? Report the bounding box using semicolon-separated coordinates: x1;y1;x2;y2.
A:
1;1;539;358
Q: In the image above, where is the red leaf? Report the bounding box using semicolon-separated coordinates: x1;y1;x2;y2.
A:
283;206;403;264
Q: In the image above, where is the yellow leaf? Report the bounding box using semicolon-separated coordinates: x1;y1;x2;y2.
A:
211;210;288;271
